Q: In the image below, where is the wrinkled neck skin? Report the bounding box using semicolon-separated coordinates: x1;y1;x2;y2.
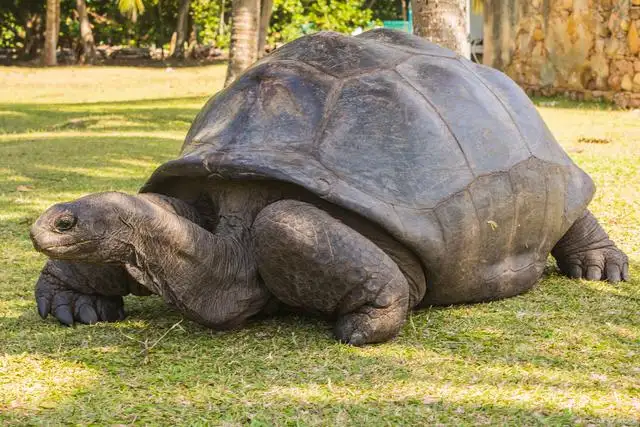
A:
123;192;270;328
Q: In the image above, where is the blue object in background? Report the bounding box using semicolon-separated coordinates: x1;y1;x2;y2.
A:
382;2;413;33
381;21;412;33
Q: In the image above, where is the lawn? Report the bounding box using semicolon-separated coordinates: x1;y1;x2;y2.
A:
0;66;639;425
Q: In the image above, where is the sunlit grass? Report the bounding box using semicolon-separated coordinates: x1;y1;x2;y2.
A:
0;65;227;104
0;68;638;425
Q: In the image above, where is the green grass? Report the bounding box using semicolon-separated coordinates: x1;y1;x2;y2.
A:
1;67;639;425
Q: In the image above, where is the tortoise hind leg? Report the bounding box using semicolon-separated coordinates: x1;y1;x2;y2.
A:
252;200;410;345
552;210;629;282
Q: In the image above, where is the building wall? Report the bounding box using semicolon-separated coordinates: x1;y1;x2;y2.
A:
484;0;640;107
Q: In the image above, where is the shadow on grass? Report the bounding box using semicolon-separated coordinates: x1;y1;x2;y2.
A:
1;110;638;423
0;134;181;256
0;97;207;134
1;298;638;424
0;134;179;188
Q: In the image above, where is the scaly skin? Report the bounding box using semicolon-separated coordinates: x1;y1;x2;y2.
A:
30;191;271;329
35;260;134;325
30;189;630;345
552;210;629;282
30;188;423;345
253;200;413;345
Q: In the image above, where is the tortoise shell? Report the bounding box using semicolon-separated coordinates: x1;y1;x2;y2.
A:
142;29;594;304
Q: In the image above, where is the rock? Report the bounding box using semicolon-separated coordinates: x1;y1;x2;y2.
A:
532;42;545;58
608;74;622;90
621;74;634;91
614;92;629;107
613;59;634;76
568;71;583;89
629;21;640;54
567;16;578;40
635;61;640;72
621;19;630;32
605;38;621;56
596;23;610;38
533;28;545;41
633;0;640;5
608;12;620;34
590;54;610;78
634;73;640;88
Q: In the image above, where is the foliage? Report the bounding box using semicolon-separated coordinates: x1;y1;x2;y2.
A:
269;0;378;45
472;0;483;14
0;0;398;56
370;0;406;21
191;0;231;49
118;0;146;21
0;0;45;52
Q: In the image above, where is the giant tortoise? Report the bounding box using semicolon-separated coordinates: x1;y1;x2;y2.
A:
30;29;629;345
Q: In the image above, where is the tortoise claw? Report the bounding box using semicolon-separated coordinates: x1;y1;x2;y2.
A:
35;265;126;326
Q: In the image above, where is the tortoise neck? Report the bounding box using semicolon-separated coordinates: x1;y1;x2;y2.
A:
123;195;242;297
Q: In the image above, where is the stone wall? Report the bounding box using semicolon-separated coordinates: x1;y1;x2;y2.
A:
483;0;640;107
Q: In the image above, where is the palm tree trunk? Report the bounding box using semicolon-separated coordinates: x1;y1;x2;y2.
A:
411;0;470;58
217;0;226;37
225;0;260;86
257;0;273;58
76;0;96;64
171;0;191;58
43;0;60;66
23;12;43;60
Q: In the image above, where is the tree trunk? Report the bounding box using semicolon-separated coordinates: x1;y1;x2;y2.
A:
76;0;96;64
257;0;273;58
171;0;191;58
157;0;165;59
43;0;60;66
23;13;44;60
411;0;470;58
225;0;259;86
217;0;226;37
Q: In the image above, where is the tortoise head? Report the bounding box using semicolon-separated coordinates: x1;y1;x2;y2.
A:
30;192;138;263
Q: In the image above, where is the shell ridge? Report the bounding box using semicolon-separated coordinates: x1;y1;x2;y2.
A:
311;80;345;160
505;170;520;258
458;59;534;158
537;169;551;252
393;68;476;178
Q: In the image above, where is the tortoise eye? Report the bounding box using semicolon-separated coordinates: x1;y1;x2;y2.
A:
54;215;77;232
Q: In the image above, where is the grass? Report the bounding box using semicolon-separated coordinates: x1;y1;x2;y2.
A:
1;66;639;425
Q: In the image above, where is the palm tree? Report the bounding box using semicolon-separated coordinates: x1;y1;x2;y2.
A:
257;0;273;58
411;0;470;58
118;0;145;23
225;0;260;86
43;0;59;66
170;0;190;58
76;0;96;64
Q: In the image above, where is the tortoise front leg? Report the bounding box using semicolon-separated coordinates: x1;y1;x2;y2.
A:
552;210;629;283
35;259;147;325
252;200;411;345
